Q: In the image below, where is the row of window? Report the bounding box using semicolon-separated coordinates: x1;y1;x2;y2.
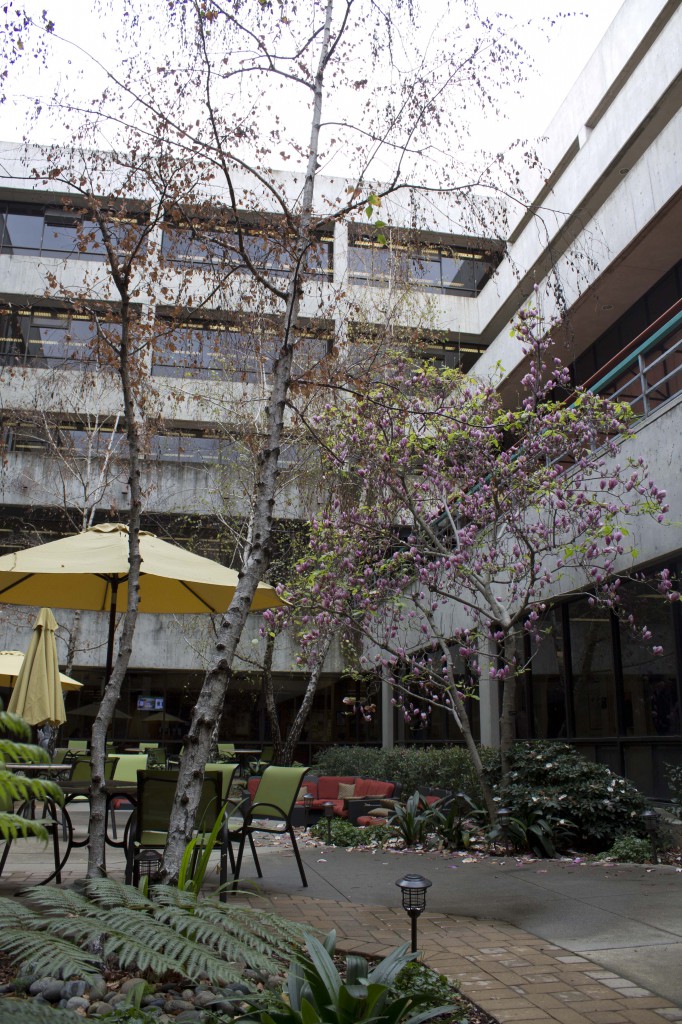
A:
0;201;146;262
0;306;482;377
348;234;497;297
2;420;300;467
0;200;497;296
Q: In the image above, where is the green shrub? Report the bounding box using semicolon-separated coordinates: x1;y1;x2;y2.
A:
597;834;653;863
310;817;390;846
313;745;499;806
664;762;682;816
498;742;648;852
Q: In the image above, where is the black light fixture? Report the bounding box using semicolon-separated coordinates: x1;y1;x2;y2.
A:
137;849;162;889
497;806;512;856
323;801;334;844
395;873;432;952
642;808;659;863
303;792;314;829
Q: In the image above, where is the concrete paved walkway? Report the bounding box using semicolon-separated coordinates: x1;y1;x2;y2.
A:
1;817;681;1024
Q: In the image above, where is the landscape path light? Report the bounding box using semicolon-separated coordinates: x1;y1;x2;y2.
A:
303;792;314;830
642;808;659;863
496;806;512;856
395;873;432;953
323;801;334;844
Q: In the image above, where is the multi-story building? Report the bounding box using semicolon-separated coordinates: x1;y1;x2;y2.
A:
0;0;679;795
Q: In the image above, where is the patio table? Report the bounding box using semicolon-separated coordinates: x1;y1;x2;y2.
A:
61;779;137;851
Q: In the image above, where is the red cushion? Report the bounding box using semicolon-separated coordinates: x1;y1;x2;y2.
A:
311;798;347;817
357;815;388;826
247;778;260;801
295;781;319;804
425;794;442;806
317;776;356;799
354;778;394;798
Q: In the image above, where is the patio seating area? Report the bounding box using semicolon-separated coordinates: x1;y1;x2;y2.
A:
1;799;682;1024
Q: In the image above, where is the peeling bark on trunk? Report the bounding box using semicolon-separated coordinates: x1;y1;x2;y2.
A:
162;0;336;884
86;294;144;878
280;638;331;766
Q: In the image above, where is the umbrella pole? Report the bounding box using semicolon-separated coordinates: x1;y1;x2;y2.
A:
105;579;118;687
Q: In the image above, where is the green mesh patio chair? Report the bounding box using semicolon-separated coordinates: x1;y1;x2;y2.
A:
0;784;69;885
205;762;239;804
229;764;309;888
124;769;233;897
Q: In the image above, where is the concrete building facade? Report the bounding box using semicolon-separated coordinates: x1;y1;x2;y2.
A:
0;0;680;795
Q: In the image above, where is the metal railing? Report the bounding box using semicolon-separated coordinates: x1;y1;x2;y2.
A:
586;306;682;420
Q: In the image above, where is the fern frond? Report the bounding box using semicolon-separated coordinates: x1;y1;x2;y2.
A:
0;710;34;742
83;876;154;910
19;886;102;917
0;896;45;925
0;771;63;805
0;813;49;843
0;999;80;1022
0;927;102;979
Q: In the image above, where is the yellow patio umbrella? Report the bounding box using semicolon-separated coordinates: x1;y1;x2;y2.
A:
0;650;83;691
0;523;283;680
7;608;66;727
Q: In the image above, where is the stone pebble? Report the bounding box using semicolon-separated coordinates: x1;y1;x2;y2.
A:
1;972;268;1019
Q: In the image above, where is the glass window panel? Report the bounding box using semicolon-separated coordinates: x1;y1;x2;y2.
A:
531;609;569;738
307;237;332;277
568;598;617;737
3;208;44;254
619;583;680;737
292;335;329;376
42;212;82;257
443;255;478;294
407;254;441;287
0;310;30;365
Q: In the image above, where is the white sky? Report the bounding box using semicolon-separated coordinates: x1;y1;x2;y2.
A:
3;0;624;165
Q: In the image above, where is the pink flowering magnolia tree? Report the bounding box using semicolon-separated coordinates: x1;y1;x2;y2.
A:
282;312;673;819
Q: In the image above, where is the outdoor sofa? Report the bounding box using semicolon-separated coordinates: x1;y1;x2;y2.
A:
246;774;401;825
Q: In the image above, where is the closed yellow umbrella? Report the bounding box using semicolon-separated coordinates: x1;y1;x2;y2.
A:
7;608;66;727
0;651;83;691
0;522;283;680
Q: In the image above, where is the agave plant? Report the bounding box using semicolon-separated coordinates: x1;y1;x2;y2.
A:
389;792;440;847
242;930;458;1024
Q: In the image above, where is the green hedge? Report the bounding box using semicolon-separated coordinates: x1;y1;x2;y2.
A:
313;745;500;806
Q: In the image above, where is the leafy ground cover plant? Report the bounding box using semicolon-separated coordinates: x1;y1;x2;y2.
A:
0;878;306;985
241;931;459;1024
495;742;647;852
310;818;392;847
597;835;653;863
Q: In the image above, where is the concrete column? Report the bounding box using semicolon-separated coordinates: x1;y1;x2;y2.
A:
381;667;395;749
478;636;500;747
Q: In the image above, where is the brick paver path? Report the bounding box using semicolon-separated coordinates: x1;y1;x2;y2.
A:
2;822;681;1024
241;893;682;1024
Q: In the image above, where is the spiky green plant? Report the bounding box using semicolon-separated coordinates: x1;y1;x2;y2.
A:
0;877;307;985
241;931;458;1024
0;706;64;843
